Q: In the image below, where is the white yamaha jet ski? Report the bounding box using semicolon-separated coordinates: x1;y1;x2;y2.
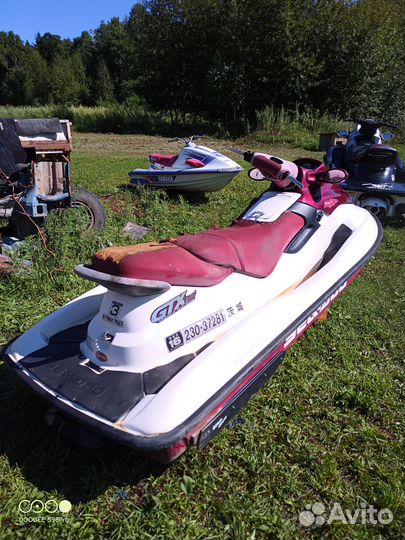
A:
4;151;382;462
128;135;243;192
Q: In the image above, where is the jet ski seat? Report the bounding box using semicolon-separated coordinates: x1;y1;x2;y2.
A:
175;212;304;276
149;153;178;167
90;211;304;287
90;242;233;287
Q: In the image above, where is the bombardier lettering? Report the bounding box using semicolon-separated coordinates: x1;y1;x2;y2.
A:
283;281;347;348
151;290;197;323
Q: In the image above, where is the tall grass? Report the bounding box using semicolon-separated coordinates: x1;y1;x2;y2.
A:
0;103;217;138
0;103;349;149
255;105;352;150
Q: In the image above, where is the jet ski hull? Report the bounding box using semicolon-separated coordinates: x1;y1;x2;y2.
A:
3;210;382;462
129;169;243;192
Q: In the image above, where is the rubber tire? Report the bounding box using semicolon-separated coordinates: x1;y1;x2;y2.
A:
70;187;106;231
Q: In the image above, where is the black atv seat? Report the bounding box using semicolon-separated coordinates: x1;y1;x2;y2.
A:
14;118;63;137
0;119;27;177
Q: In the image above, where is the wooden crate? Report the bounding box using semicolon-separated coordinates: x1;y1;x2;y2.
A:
319;132;348;151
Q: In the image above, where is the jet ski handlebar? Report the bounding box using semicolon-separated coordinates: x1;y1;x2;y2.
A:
168;135;203;144
349;118;399;130
230;148;303;188
230;148;347;188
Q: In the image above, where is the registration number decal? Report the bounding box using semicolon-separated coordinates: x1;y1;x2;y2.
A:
157;175;176;182
166;310;226;352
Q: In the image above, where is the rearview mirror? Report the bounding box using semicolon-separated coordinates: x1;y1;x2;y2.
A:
337;130;349;138
382;132;394;141
326;169;348;183
248;168;266;181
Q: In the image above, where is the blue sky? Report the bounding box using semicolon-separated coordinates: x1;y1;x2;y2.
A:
0;0;137;43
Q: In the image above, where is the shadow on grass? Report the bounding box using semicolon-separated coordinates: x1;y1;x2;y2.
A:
119;183;209;205
386;215;405;229
0;363;167;504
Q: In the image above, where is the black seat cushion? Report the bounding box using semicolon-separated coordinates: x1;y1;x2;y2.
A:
0;118;27;176
14;118;63;137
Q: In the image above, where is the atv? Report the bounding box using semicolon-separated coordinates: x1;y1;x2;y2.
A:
0;118;105;239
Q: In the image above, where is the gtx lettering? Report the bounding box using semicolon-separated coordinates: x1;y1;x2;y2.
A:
283;281;347;348
151;290;197;323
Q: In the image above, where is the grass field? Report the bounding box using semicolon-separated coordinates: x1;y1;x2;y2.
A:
0;134;404;540
0;104;352;149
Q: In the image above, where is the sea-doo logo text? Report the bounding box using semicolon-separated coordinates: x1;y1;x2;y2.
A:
283;281;347;348
212;416;227;431
151;290;197;323
324;198;339;209
51;364;105;395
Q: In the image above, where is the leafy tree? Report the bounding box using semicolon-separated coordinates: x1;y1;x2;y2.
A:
35;32;72;63
0;32;29;104
24;48;51;104
0;0;404;128
93;59;115;103
94;17;135;101
48;54;85;105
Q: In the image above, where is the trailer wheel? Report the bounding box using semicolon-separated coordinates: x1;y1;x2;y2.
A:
70;187;106;231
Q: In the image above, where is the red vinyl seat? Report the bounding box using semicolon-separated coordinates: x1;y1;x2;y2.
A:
91;243;232;287
186;158;205;167
90;212;304;287
175;212;304;277
149;153;178;167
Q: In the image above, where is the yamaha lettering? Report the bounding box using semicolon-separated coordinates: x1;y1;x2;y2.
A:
151;290;197;323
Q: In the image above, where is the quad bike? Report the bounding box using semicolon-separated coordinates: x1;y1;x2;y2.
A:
4;150;382;462
0;118;105;239
325;118;405;223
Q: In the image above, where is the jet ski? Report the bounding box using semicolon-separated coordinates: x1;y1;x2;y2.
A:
325;118;405;222
128;135;243;192
4;151;382;462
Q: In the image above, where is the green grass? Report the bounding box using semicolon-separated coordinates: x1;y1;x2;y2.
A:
0;134;404;540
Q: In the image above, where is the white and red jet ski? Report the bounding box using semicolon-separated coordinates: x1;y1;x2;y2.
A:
4;151;382;462
129;135;243;192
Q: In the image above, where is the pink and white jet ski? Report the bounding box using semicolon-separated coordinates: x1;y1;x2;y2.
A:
4;151;382;462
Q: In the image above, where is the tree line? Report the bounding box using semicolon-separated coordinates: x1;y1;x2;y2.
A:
1;0;404;133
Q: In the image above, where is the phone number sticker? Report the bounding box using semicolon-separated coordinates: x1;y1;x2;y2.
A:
166;310;226;352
